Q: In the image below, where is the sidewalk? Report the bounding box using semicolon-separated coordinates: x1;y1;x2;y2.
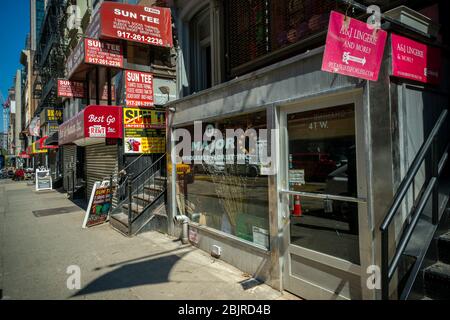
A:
0;180;299;300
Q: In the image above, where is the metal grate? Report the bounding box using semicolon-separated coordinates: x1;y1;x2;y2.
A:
227;0;270;70
226;0;340;74
33;206;82;217
270;0;338;51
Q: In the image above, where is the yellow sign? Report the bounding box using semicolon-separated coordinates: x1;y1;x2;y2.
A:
47;109;63;122
168;163;191;175
32;142;47;154
123;107;166;154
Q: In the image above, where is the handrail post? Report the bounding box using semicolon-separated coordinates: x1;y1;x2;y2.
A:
72;168;75;200
431;137;439;225
381;230;389;300
127;174;133;236
109;175;113;210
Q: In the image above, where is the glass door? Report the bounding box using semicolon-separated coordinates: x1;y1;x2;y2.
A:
280;96;368;300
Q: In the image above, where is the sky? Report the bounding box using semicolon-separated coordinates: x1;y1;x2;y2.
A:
0;0;30;132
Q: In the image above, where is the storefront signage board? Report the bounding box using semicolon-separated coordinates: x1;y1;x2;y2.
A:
391;33;441;85
59;105;123;145
99;2;173;48
125;70;154;107
41;108;63;125
84;38;123;68
83;180;112;228
36;169;52;191
321;11;387;81
123;107;165;154
57;79;86;98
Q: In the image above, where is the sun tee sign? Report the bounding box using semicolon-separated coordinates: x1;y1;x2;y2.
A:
322;11;387;81
100;2;173;48
125;70;154;107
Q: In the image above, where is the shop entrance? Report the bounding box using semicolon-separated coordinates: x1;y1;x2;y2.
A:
280;92;368;300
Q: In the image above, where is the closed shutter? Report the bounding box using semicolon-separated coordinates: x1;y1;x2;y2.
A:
85;144;118;201
63;145;77;191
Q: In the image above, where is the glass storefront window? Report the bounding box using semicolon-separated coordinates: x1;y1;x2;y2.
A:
175;111;270;248
287;104;360;264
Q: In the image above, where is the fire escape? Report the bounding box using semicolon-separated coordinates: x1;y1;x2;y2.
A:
33;0;68;118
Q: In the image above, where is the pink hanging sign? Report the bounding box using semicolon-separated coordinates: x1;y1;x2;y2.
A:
322;11;388;81
391;33;441;85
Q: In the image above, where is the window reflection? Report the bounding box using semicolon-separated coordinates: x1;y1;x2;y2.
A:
176;111;270;248
288;105;360;264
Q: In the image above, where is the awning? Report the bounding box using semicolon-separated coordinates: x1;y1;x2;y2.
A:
59;105;123;146
45;131;59;145
37;135;59;150
66;37;123;81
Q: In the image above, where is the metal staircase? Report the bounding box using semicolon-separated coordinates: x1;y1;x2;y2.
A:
110;154;167;236
380;109;450;300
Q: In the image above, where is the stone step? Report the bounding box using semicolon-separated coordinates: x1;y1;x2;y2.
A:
438;232;450;264
424;262;450;300
110;213;130;236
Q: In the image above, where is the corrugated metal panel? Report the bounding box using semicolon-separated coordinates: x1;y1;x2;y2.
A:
85;144;118;201
63;145;76;191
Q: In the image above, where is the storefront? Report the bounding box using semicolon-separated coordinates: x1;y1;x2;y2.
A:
167;5;449;300
59;1;174;202
58;105;123;199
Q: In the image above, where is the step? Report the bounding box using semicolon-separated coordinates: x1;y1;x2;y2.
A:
110;213;130;236
122;203;144;215
144;185;165;193
154;176;167;182
423;262;450;300
438;232;450;264
132;194;155;207
111;212;129;226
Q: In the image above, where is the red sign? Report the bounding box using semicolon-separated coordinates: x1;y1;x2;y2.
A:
322;11;388;81
59;105;123;145
100;2;173;48
125;70;154;107
391;34;441;85
84;38;123;68
57;79;86;98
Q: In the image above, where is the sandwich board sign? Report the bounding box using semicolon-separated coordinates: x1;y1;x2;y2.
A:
82;180;113;228
36;169;52;191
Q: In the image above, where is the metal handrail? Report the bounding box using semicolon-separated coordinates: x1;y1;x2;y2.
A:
380;109;448;300
120;153;146;176
131;153;166;183
280;189;367;204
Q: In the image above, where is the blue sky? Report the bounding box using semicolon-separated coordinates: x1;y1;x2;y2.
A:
0;0;30;132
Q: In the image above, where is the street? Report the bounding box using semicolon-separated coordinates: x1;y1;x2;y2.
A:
0;180;293;300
